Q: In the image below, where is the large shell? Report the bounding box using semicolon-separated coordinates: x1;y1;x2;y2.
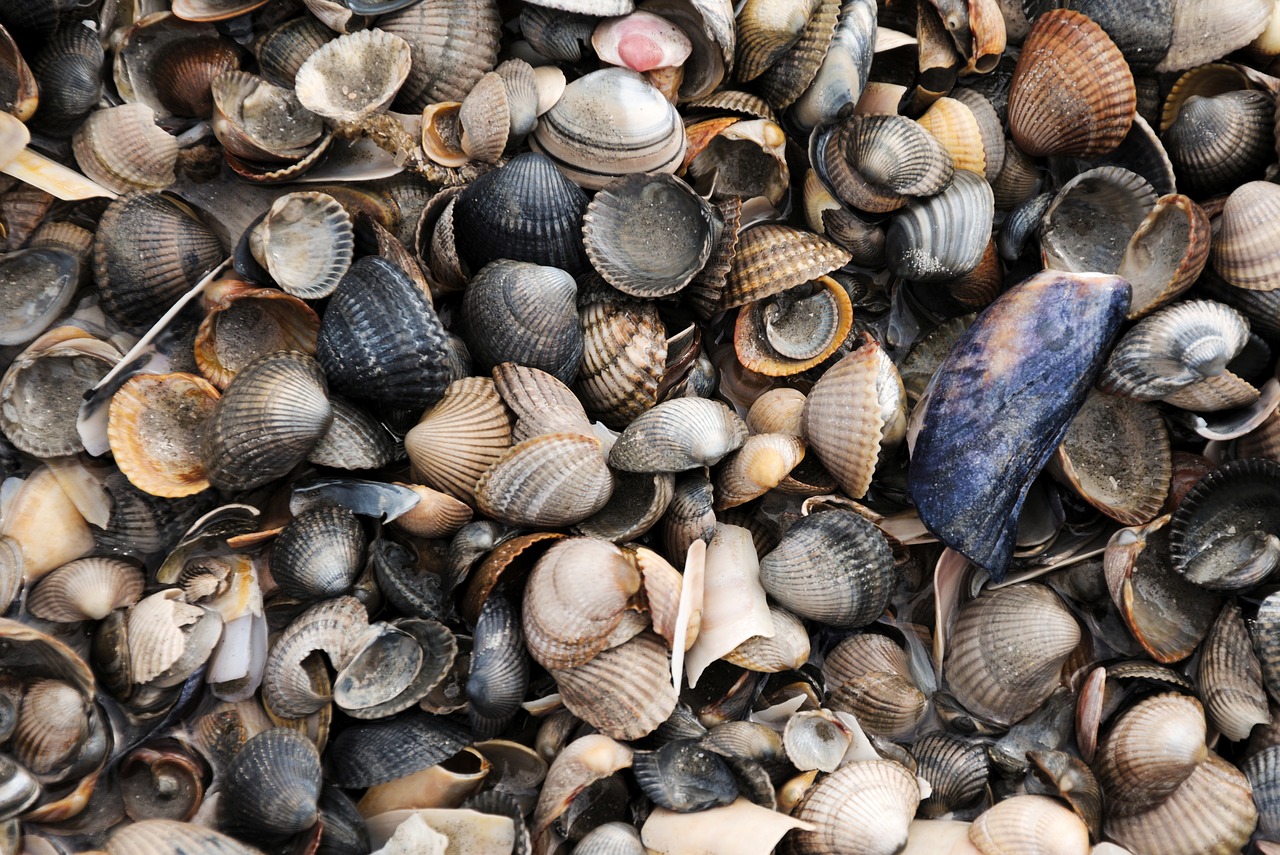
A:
719;224;850;310
551;631;677;741
1007;9;1135;158
108;372;221;498
1199;601;1270;741
376;0;502;110
218;728;321;842
908;271;1130;579
1157;0;1271;73
1095;692;1207;815
884;170;994;283
944;583;1081;727
789;759;921;855
530;67;686;190
269;505;366;600
1169;457;1280;592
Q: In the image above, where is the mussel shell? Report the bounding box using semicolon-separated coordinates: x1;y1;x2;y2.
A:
908;270;1130;579
1169;457;1280;591
316;256;452;413
218;728;321;842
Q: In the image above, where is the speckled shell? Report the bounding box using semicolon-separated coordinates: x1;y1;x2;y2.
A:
885;170;994;283
908;270;1130;579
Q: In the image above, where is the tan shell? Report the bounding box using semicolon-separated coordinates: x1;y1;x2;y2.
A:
404;377;513;503
1095;692;1207;816
72;104;177;194
475;433;614;528
1199;601;1271;741
790;759;923;855
733;275;854;377
735;0;822;82
390;483;474;539
746;388;807;437
1157;0;1272;73
713;432;805;509
532;734;634;845
723;605;810;672
194;279;320;390
27;558;145;623
127;589;223;687
1213;180;1280;292
719;225;851;310
106;819;263;855
1117;194;1212;319
421;101;468;168
551;631;677;741
108;372;221;498
459;71;510;164
250;191;354;300
574;296;667;429
295;29;412;123
917;98;986;177
969;794;1090;855
492;362;592;442
0;465;95;582
13;677;90;777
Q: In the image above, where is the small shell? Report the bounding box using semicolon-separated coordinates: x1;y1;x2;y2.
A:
576;471;675;543
307;397;396;471
746;388;806;437
733;275;854;377
249;192;353;300
392;484;474;539
722;605;810;672
72;104;177;194
467;595;529;738
735;0;820;81
108;372;220;498
1213;180;1280;291
917;98;986;178
376;0;501;110
593;10;693;73
194;279;319;390
632;738;737;813
1116;193;1211;319
1164;91;1275;197
714;433;805;509
1007;9;1135;158
128;589;223;687
459;72;510;164
256;16;335;87
912;733;989;817
574;296;667;428
520;6;595;63
421;101;468;167
790;759;922;855
27;558;145;623
969;795;1090;855
475;433;614;528
211;71;323;163
269;505;366;601
551;631;677;741
294;29;412;123
608;398;748;473
405;377;513;503
754;0;839;110
1095;692;1207;815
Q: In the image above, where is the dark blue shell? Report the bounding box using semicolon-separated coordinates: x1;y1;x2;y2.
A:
907;271;1130;580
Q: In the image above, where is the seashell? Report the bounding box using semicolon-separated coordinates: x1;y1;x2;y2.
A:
108;372;220;499
256;16;335;87
577;471;675;543
0;247;79;347
909;271;1129;579
390;484;473;540
27;557;144;623
1049;390;1170;526
377;0;501;110
93;192;225;331
1105;752;1257;855
713;433;805;509
969;794;1089;855
72;104;177;195
1096;691;1206;816
641;797;813;855
1116;193;1211;319
452;151;589;273
1;466;95;582
1169;458;1280;592
575;822;645;855
128;589;223;687
105;819;262;855
12;677;89;781
492;361;592;441
294;29;412;124
405;377;513;503
522;537;640;670
945;583;1080;727
532;732;633;848
1164;91;1274;198
460;261;582;384
1199;601;1270;741
885;170;994;283
248;192;353;300
1058;0;1172;71
609;397;748;473
1007;10;1135;159
788;0;877;133
530;67;686;190
1161;369;1260;412
736;277;852;378
30;21;104;139
721;603;808;673
790;759;921;855
783;709;855;774
210;71;324;164
194;279;319;390
336;618;456;719
521;6;596;63
475;433;614;528
1245;746;1280;839
830;115;955;214
317;256;452;412
1099;299;1250;401
917;97;987;178
306;397;396;471
261;596;365;718
421;100;468;168
1157;0;1271;72
829;670;928;741
686;117;789;209
661;472;717;562
113;15;241;120
0;754;40;820
467;595;529;739
802;339;905;499
912;732;989;817
551;631;678;741
720;224;850;310
269;505;366;601
200;351;332;493
753;0;839;111
1213;180;1280;292
593;10;693;74
575;296;667;428
1040;166;1157;275
218;728;321;843
582;173;720;298
632;739;737;813
735;0;820;82
459;72;511;164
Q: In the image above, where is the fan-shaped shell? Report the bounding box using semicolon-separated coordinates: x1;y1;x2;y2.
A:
789;759;921;855
719;224;850;310
27;557;144;622
405;376;513;503
1041;166;1158;277
294;29;411;123
1164;91;1274;197
608;398;748;473
377;0;501;110
1169;457;1280;592
1213;180;1280;291
1199;601;1270;741
475;433;614;528
269;505;366;600
194;280;319;390
218;728;321;842
574;297;667;428
551;631;677;741
72;104;177;194
250;192;353;300
885;170;994;283
969;794;1090;855
108;372;220;498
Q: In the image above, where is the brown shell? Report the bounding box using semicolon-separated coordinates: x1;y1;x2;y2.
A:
718;225;851;311
551;631;677;741
475;433;614;528
1213;180;1280;292
108;372;221;498
574;296;667;429
27;557;145;623
404;377;513;503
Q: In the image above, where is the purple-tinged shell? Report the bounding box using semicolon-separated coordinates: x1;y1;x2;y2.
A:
907;270;1130;580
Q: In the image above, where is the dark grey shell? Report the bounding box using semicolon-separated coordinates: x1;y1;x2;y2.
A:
912;732;990;817
314;786;369;855
30;20;103;138
316;256;452;413
519;5;595;62
1058;0;1173;70
459;260;583;384
466;594;529;739
217;728;321;843
1243;745;1280;838
631;739;738;813
758;509;895;628
452;151;589;274
907;270;1130;579
1169;457;1280;592
0;248;80;346
269;504;367;600
372;537;447;621
328;710;472;788
307;397;396;471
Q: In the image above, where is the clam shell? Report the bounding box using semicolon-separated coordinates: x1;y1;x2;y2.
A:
1245;746;1280;838
790;759;921;855
754;0;839;110
1116;193;1211;319
218;728;321;841
128;589;223;687
714;433;805;509
847;114;955;208
459;71;510;164
576;471;675;543
294;29;411;123
1199;601;1270;741
520;6;595;63
944;583;1080;726
632;738;737;812
250;192;353;300
421;101;468;168
200;351;332;493
0;247;79;347
1095;692;1207;815
194;280;320;390
308;397;396;471
1040;166;1157;276
829;671;928;740
475;433;614;528
404;377;513;503
460;261;582;384
261;596;365;718
969;794;1089;855
12;677;90;779
783;709;853;773
316;256;452;412
530;67;686;190
1007;9;1135;158
256;16;335;87
492;361;592;442
575;296;667;428
593;10;692;73
885;170;994;283
719;224;850;310
377;0;501;110
1164;91;1274;197
108;371;220;498
1213;180;1280;291
582;173;720;298
909;271;1130;579
758;509;895;628
338;618;456;719
210;71;323;163
551;631;677;741
27;557;141;623
30;20;104;138
72;104;176;195
917;97;987;178
733;276;853;377
912;733;989;817
722;605;809;672
788;0;877;133
1169;457;1280;592
661;472;717;562
735;0;820;81
329;709;472;789
269;505;366;601
608;397;748;473
1157;0;1271;72
106;820;261;855
467;595;529;738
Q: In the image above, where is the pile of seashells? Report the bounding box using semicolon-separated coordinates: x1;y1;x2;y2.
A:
6;0;1280;853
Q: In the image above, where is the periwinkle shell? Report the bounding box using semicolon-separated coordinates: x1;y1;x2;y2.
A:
908;270;1130;579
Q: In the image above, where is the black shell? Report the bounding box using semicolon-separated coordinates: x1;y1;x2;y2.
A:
314;786;370;855
452;151;589;273
218;728;322;843
30;21;103;138
328;709;472;788
631;739;739;813
269;505;367;600
372;537;447;620
466;594;530;739
316;256;452;413
912;732;990;817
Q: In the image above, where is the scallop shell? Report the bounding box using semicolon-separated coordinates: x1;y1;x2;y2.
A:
1095;692;1207;815
72;104;177;194
1213;180;1280;292
1007;9;1135;159
575;296;667;429
475;433;614;528
608;397;748;473
376;0;501;110
405;377;513;503
108;372;220;498
29;20;104;138
790;759;921;855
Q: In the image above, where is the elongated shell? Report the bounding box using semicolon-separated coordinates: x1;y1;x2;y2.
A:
945;583;1081;727
790;759;921;855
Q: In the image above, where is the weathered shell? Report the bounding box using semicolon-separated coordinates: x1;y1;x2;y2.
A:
1169;457;1280;592
376;0;502;110
249;192;353;300
1116;193;1211;319
552;631;677;741
105;819;262;855
735;0;820;81
294;29;411;123
909;271;1130;579
1199;601;1270;741
1157;0;1271;73
632;738;737;813
30;20;104;138
733;275;853;377
475;433;614;528
1213;180;1280;291
194;280;319;390
72;104;176;194
269;505;366;600
108;372;220;498
128;589;223;687
460;261;582;384
261;596;365;718
211;70;324;164
27;557;144;623
467;595;529;739
608;398;747;473
714;433;806;509
256;16;335;87
0;247;79;347
1040;166;1158;275
405;377;513;503
945;583;1081;727
218;728;321;842
1164;91;1274;197
1007;9;1136;158
788;0;876;133
884;170;993;283
329;709;472;789
969;794;1090;855
789;759;921;855
1245;746;1280;839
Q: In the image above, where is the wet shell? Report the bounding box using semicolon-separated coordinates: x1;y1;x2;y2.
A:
218;728;321;842
788;0;876;133
719;225;851;310
582;173;720;298
969;794;1090;855
1164;91;1275;198
475;433;614;528
1169;458;1280;592
885;170;994;283
194;280;320;390
0;247;79;347
404;377;513;503
72;104;177;195
108;372;220;498
1199;601;1270;741
551;631;677;741
944;583;1081;727
376;0;502;110
735;0;820;81
1213;180;1280;292
758;509;895;628
1096;692;1206;815
1007;9;1136;158
1040;166;1157;276
316;256;452;412
530;67;686;190
608;397;748;473
294;29;411;123
790;759;921;855
250;192;353;300
468;595;530;738
27;558;144;623
460;261;582;384
200;351;332;493
714;433;805;509
256;16;335;87
913;732;990;817
459;72;511;164
93;192;225;331
575;296;667;428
